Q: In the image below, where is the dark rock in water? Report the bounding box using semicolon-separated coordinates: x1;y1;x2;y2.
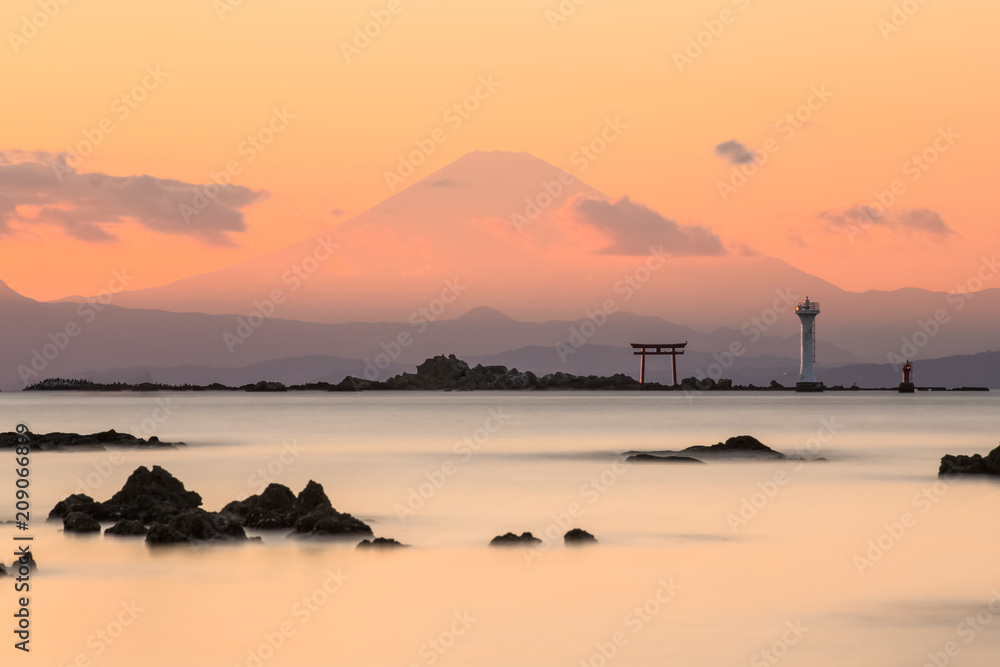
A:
0;551;36;577
63;512;101;534
145;523;191;546
145;510;247;546
0;428;182;451
48;493;97;520
49;465;200;526
489;532;542;546
110;465;203;510
222;483;298;529
223;480;369;539
357;537;408;549
626;454;705;464
169;509;247;541
105;519;148;536
564;528;598;545
293;508;373;538
294;480;334;516
939;444;1000;477
625;435;786;461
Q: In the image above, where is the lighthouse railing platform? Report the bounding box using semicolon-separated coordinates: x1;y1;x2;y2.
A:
795;301;820;312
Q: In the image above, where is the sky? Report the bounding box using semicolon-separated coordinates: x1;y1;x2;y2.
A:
1;0;997;301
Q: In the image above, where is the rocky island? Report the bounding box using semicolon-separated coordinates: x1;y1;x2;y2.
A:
0;429;182;451
939;443;1000;477
49;465;392;547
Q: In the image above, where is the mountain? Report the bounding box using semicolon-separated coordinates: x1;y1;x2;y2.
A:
46;151;1000;362
0;279;31;302
0;293;854;390
816;351;1000;389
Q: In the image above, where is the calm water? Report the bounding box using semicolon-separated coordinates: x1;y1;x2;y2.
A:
1;391;999;666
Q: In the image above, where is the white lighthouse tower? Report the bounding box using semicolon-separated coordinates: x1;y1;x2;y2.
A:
795;297;823;392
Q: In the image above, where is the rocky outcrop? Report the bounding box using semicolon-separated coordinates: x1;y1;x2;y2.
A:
223;480;371;538
50;466;205;538
49;467;370;545
0;429;182;451
939;444;1000;477
564;528;597;545
0;551;36;577
625;435;787;461
357;537;408;549
293;508;373;538
145;523;190;546
63;512;101;534
489;532;542;546
334;355;642;392
222;483;298;529
105;519;148;536
626;454;705;464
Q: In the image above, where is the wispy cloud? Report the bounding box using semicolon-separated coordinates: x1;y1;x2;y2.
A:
817;205;957;238
572;196;726;256
0;150;265;245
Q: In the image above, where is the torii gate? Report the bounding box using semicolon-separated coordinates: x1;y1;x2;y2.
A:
631;343;687;386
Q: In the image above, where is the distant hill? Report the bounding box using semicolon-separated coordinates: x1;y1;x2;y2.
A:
817;351;1000;389
50;150;1000;362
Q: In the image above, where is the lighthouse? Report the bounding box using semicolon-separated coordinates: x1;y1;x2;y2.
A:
795;297;823;392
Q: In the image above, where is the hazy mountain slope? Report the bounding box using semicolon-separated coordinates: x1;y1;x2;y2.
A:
51;151;1000;362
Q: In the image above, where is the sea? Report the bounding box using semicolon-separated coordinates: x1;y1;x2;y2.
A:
1;390;998;666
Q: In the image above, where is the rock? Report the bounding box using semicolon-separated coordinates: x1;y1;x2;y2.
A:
222;483;298;529
63;512;101;534
145;523;191;546
939;444;1000;476
489;532;542;546
144;509;247;546
294;480;333;516
626;454;705;464
0;429;181;451
357;537;408;549
169;509;247;542
105;519;148;536
564;528;597;545
222;480;370;539
0;551;35;577
110;465;202;509
293;508;373;538
49;465;200;526
48;493;97;520
625;435;786;461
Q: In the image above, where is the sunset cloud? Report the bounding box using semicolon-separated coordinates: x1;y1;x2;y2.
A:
572;196;726;256
714;140;756;165
818;206;956;238
0;151;265;245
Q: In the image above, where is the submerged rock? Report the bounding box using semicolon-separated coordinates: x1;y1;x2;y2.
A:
489;532;543;546
564;528;598;545
222;483;298;529
293;508;373;538
145;509;247;546
0;429;181;451
939;444;1000;477
626;454;705;464
63;512;101;534
105;519;148;536
625;435;786;461
0;551;36;577
145;523;191;546
357;537;408;549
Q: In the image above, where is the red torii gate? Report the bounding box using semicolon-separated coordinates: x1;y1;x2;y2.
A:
631;343;687;386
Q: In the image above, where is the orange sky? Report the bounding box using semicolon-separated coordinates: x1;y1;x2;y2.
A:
1;0;997;301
